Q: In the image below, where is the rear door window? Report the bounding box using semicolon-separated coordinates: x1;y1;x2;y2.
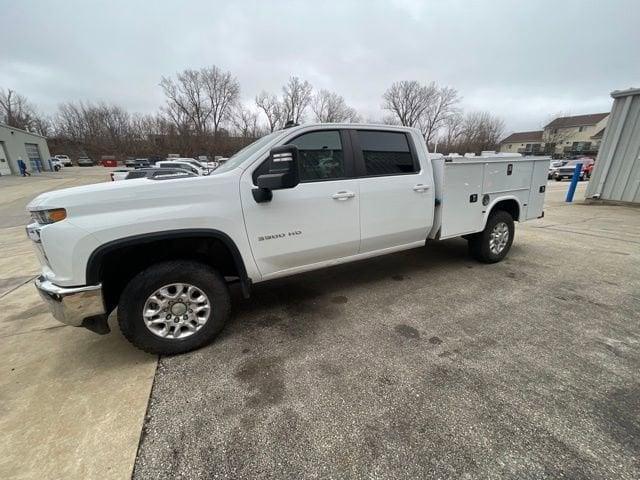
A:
355;130;417;176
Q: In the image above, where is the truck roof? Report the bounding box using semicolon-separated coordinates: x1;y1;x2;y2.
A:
284;122;420;135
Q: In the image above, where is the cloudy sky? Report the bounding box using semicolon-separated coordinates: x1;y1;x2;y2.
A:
1;0;638;134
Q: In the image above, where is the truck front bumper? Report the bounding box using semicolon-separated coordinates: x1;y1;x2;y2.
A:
34;276;109;333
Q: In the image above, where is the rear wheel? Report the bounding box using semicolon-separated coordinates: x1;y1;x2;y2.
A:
118;260;230;355
468;210;515;263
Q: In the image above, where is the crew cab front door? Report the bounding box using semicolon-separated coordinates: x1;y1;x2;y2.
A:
240;129;360;279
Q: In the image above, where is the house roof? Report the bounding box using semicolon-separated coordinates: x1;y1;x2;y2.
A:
500;130;543;144
591;128;606;139
544;112;609;129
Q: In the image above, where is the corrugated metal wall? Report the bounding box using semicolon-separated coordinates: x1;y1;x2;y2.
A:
586;88;640;203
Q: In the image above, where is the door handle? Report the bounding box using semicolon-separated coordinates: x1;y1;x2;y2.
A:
332;190;355;200
413;184;430;192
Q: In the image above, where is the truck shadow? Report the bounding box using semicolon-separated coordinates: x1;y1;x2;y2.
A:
229;238;471;327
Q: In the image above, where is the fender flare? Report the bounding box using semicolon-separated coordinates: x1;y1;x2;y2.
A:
481;196;522;230
85;229;252;298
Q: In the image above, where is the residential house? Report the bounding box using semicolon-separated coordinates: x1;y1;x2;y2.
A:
500;112;609;157
543;112;609;157
499;130;544;155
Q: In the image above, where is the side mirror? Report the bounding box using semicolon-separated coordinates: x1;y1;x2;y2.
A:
253;145;300;203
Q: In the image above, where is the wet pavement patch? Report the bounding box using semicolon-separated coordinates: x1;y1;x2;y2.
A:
235;356;285;408
394;324;420;339
330;295;348;304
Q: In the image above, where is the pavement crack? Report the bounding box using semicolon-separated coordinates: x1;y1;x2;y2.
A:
0;275;37;300
0;324;66;339
541;226;640;245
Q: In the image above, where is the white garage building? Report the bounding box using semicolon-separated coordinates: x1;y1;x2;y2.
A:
0;123;52;175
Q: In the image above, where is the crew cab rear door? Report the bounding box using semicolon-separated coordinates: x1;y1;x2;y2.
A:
352;129;434;253
240;129;360;279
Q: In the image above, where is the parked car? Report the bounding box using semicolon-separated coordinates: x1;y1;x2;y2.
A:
125;158;151;168
548;160;567;179
124;167;197;180
156;159;209;176
49;158;64;172
26;124;549;355
77;157;95;167
54;155;72;167
554;158;595;181
110;169;132;181
584;160;596;179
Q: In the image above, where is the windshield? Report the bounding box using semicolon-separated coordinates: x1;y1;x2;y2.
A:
213;131;284;174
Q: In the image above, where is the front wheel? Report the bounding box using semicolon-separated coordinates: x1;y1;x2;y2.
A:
118;261;230;355
468;210;515;263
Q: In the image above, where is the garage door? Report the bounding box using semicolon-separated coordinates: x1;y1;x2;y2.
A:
25;143;42;171
0;143;11;175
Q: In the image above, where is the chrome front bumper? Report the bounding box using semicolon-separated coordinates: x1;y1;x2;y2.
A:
34;276;106;328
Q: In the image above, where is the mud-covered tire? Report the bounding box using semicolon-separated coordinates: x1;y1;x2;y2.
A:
118;261;230;355
468;210;515;264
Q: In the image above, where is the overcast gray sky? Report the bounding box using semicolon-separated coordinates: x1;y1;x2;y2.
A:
1;0;638;134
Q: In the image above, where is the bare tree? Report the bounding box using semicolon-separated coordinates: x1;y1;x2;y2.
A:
311;90;360;123
437;111;505;154
160;69;212;135
382;80;437;127
440;113;465;152
161;99;192;137
31;115;52;137
202;65;240;136
255;91;283;132
418;86;460;146
231;105;261;138
282;76;313;124
0;88;40;131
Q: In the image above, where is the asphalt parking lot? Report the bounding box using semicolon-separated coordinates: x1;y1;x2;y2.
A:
1;168;639;479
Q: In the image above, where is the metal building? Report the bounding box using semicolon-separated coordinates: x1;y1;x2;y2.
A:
0;123;52;175
586;88;640;203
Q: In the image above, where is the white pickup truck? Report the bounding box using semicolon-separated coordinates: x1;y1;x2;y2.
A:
26;124;549;354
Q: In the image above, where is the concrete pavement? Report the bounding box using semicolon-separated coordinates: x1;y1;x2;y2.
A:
0;168;157;480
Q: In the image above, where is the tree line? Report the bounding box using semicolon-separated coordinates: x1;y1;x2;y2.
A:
0;67;504;160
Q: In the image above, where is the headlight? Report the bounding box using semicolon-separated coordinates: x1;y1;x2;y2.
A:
31;208;67;225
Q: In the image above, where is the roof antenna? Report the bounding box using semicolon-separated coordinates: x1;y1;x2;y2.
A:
284;120;298;129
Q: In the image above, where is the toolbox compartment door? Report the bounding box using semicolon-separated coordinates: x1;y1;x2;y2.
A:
526;159;550;220
440;163;485;238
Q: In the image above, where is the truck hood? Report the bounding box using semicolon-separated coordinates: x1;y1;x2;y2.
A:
26;171;238;213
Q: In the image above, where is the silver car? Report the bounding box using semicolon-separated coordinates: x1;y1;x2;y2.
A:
548;160;566;179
